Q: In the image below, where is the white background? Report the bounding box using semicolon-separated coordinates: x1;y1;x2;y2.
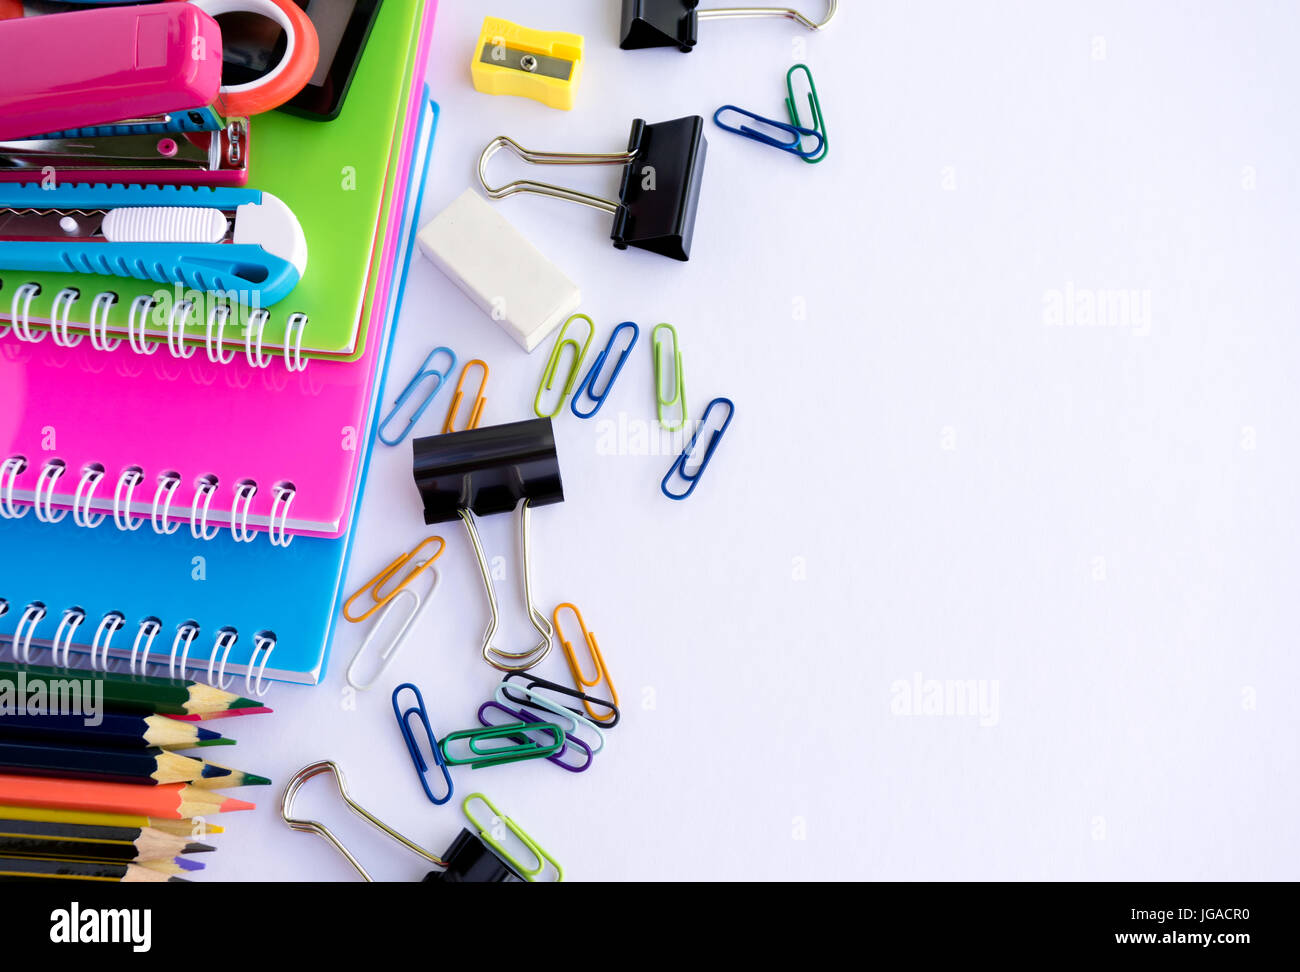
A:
207;0;1300;881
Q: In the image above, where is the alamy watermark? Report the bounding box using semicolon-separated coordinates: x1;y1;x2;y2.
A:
1043;282;1151;336
0;672;103;726
890;672;1000;727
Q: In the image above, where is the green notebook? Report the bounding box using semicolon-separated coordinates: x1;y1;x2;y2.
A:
0;0;424;364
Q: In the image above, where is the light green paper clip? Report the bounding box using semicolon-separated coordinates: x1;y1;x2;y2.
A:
535;313;595;417
652;323;687;430
463;793;563;882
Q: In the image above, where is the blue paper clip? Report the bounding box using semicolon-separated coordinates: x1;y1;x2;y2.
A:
571;322;640;419
391;683;454;805
376;347;457;446
661;397;736;501
713;106;824;159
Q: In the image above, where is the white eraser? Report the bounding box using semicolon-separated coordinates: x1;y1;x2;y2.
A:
417;189;582;352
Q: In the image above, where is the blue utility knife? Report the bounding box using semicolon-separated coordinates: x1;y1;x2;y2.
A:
0;183;307;307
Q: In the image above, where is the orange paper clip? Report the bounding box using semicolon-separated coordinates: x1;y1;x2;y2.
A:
343;537;446;623
552;603;618;722
443;360;489;433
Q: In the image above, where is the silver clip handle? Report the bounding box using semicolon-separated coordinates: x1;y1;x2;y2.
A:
698;0;838;30
478;135;636;216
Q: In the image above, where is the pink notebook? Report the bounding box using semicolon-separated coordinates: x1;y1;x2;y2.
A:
0;11;435;548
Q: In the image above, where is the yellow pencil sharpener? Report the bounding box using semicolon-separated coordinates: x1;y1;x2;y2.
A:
470;17;584;111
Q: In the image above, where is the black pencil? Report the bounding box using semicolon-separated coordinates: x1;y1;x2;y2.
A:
0;742;270;787
0;818;213;863
0;713;233;750
0;856;187;882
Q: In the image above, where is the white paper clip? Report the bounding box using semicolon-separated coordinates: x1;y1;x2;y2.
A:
345;567;440;691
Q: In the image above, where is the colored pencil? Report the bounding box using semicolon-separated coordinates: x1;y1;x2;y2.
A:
0;663;271;719
0;819;213;863
0;774;255;818
0;712;234;749
0;742;270;787
0;856;187;882
0;803;223;837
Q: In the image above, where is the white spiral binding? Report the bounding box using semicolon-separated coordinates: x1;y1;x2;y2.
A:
246;632;276;698
88;292;122;352
9;283;43;343
284;312;309;372
112;466;144;531
50;288;84;348
129;617;162;675
72;464;107;529
168;621;201;680
127;295;160;356
33;459;67;523
11;602;46;663
166;299;197;360
230;481;258;543
50;607;86;667
0;456;28;520
205;304;236;364
150;472;181;535
208;627;239;690
89;611;126;671
243;309;271;368
268;483;296;548
190;475;220;540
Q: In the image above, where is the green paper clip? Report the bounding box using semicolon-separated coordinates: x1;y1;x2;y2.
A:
463;793;563;882
439;723;565;769
652;323;687;430
786;63;828;164
535;313;596;417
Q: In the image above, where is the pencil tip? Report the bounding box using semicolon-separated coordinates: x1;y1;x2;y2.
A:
218;796;256;813
183;842;217;854
195;738;237;747
200;763;235;780
175;857;206;872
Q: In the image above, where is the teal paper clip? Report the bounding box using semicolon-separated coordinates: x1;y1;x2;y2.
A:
440;723;565;769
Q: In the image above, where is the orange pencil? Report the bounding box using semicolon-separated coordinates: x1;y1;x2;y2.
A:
0;774;254;819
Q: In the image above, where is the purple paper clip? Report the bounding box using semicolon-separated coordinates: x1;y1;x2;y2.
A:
477;700;594;773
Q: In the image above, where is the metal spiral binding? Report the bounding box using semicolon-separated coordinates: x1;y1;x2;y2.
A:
268;483;296;548
71;463;106;529
0;456;28;519
9;283;42;343
127;295;160;356
50;288;84;348
88;292;121;352
190;475;220;541
246;631;276;698
32;459;67;523
167;621;201;680
128;617;163;675
207;627;238;690
150;472;182;535
112;466;145;531
205;304;236;364
244;309;271;368
284;313;309;372
230;481;258;543
10;601;46;663
165;300;197;360
88;611;126;672
50;607;86;667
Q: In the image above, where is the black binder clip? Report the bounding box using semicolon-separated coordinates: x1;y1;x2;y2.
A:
620;0;838;53
412;418;563;671
478;116;708;262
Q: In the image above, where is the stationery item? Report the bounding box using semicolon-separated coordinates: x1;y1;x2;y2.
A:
0;856;187;882
476;699;593;772
439;722;565;769
0;91;442;685
0;804;223;838
571;322;638;419
0;118;251;186
412;418;565;671
500;670;621;728
478;116;709;262
0;713;232;750
345;565;439;691
342;537;444;623
392;682;452;805
220;0;385;121
416;188;581;353
281;759;539;882
662;396;735;500
495;680;606;755
0;0;430;363
534;313;594;418
0;818;213;863
443;360;488;433
0;774;255;818
471;16;584;111
0;742;269;787
0;183;308;307
713;105;823;159
459;792;561;882
377;346;457;446
620;0;837;52
786;63;828;163
0;663;269;720
652;322;687;430
553;603;619;722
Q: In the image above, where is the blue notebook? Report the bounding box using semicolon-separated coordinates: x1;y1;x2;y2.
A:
0;98;440;689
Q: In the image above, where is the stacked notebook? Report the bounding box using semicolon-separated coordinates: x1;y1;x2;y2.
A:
0;0;439;686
